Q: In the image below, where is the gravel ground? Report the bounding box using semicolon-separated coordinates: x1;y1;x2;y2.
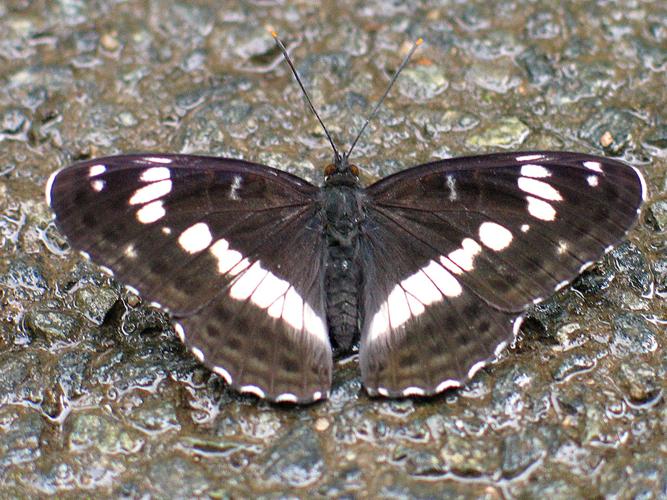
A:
0;0;666;498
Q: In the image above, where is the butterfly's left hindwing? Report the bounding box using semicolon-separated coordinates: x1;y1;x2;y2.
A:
359;151;645;397
48;154;332;403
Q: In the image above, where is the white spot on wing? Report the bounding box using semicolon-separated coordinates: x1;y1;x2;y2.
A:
229;258;251;277
145;156;172;164
124;244;137;259
209;238;243;274
422;260;462;297
367;301;390;343
583;160;603;173
435;379;461;393
162;227;171;235
89;164;106;177
140;167;171;182
267;295;285;319
586;175;599;187
366;260;465;344
276;393;298;403
251;269;290;308
631;165;647;202
191;347;205;362
446;174;457;202
91;179;105;192
387;287;412;330
400;270;441;305
402;386;425;396
240;385;265;398
579;261;595;273
45;169;60;207
178;222;212;253
521;224;530;232
227;265;324;346
518;177;563;201
520;164;551;178
444;238;482;273
512;316;524;336
229;175;242;201
136;200;166;224
282;287;304;331
516;154;544;162
468;360;487;379
557;240;568;255
129;180;172;205
495;340;509;356
478;222;513;251
303;302;328;344
526;196;556;221
99;265;113;276
229;261;269;300
174;323;186;342
213;365;232;384
555;279;569;291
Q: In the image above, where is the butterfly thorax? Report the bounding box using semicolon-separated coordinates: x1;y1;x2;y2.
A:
321;181;364;354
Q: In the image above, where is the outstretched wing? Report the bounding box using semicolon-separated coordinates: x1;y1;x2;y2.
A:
48;154;331;403
359;151;645;397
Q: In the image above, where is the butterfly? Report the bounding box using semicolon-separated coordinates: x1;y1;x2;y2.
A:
46;35;646;404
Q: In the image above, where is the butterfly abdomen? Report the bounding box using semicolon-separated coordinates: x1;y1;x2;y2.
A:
322;184;365;353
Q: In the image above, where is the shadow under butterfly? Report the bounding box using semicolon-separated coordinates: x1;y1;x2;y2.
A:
47;34;646;404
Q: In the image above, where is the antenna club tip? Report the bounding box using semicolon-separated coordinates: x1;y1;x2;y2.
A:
416;38;424;46
270;30;278;38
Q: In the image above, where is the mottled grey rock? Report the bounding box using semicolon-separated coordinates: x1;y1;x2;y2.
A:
610;314;658;357
517;47;555;86
441;431;501;476
259;425;325;488
552;351;596;382
465;116;530;148
24;308;79;341
466;60;520;93
73;284;118;325
397;65;448;101
579;107;642;154
392;446;446;479
0;260;48;300
146;455;209;498
653;255;667;297
68;412;142;454
128;398;180;434
644;123;667;152
610;242;652;296
0;410;43;467
649;200;667;232
501;430;546;478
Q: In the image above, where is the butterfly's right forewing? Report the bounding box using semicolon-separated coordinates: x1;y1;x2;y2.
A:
49;154;332;403
359;151;645;397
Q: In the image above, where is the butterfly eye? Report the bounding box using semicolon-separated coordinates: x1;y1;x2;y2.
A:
324;164;336;176
349;164;360;176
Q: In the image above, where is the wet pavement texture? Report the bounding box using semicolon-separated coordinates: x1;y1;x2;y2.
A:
0;0;666;497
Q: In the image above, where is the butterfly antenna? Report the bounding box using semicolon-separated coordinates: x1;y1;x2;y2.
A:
271;31;341;161
345;38;423;161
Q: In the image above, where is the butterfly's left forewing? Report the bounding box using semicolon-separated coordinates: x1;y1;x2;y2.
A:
359;151;645;397
49;154;332;403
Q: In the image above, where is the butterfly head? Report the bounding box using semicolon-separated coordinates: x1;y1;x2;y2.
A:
324;155;360;186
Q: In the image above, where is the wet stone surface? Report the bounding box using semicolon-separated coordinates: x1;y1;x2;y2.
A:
0;0;665;497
